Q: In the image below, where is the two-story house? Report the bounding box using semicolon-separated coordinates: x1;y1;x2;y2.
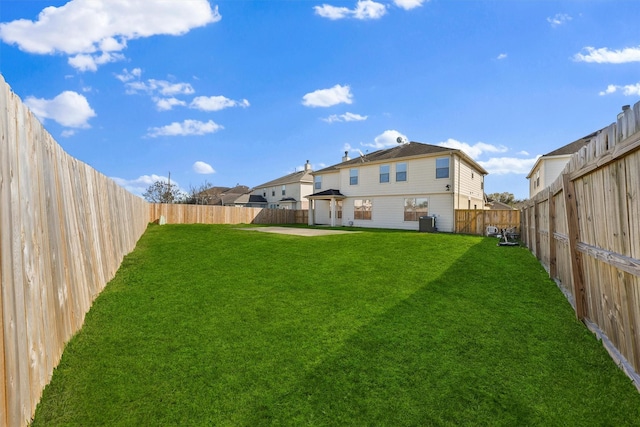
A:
251;161;314;210
526;131;598;198
306;141;488;232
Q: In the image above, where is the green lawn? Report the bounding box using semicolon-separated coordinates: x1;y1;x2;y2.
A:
32;224;640;426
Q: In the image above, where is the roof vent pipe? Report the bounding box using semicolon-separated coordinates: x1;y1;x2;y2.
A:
342;151;350;162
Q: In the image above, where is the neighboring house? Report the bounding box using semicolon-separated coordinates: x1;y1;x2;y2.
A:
526;131;598;198
232;193;268;208
486;199;517;210
251;161;314;210
306;142;488;232
195;185;252;205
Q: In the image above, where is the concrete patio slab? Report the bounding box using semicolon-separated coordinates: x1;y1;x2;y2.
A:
238;226;358;237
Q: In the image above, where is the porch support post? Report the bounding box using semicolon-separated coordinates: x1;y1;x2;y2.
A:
308;199;314;226
330;198;336;227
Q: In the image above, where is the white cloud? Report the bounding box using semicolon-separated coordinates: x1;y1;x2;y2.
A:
497;53;508;60
478;156;540;175
547;13;572;27
599;83;640;96
126;79;195;96
25;91;96;128
574;46;640;64
193;161;215;174
314;1;386;20
314;4;352;20
0;0;221;72
361;130;408;149
437;138;508;159
190;96;250;111
436;138;538;175
115;68;142;82
353;1;387;19
61;129;76;138
322;112;368;123
147;119;223;137
394;0;428;10
302;84;353;107
155;97;187;111
68;51;125;72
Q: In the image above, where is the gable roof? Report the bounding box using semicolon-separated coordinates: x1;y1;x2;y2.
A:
542;130;598;157
306;189;346;199
197;185;251;205
254;169;313;189
233;193;267;205
314;141;488;175
526;129;603;179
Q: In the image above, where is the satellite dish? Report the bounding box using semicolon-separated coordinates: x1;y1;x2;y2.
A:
396;136;403;144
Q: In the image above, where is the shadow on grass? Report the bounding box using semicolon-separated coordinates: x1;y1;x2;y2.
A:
31;227;640;426
247;239;640;426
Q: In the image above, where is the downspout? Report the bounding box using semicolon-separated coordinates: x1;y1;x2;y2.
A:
453;152;458;232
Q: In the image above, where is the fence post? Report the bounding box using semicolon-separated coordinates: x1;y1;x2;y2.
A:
548;188;557;279
562;173;587;320
534;198;541;257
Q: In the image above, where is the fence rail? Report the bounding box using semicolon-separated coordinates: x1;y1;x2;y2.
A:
521;102;640;389
0;75;150;427
454;209;520;235
149;204;308;225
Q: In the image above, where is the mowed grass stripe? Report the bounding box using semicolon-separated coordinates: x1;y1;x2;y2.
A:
32;224;640;426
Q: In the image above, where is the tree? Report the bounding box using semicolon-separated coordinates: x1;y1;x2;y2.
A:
143;180;182;203
486;192;522;206
184;180;215;205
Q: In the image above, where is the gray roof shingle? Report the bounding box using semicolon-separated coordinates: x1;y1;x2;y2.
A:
542;130;600;157
314;141;486;174
254;169;313;188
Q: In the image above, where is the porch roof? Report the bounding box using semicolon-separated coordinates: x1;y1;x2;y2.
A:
305;189;346;200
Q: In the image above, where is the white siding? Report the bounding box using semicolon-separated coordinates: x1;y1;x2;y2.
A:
341;194;454;231
453;156;485;210
542;157;570;187
340;156;452;197
314;200;332;224
310;151;483;232
528;156;570;198
252;181;312;209
318;170;341;190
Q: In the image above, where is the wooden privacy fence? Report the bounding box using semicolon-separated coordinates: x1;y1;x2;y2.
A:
0;75;150;426
521;102;640;389
454;209;520;235
150;203;308;225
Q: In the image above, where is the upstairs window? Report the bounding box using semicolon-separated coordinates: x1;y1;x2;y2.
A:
396;162;407;182
350;168;358;185
436;157;449;179
380;165;390;183
282;185;286;196
314;175;322;190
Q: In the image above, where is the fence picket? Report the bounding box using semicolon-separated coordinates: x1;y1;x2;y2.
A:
522;102;640;389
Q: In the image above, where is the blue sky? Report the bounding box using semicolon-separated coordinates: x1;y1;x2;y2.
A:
2;0;639;200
